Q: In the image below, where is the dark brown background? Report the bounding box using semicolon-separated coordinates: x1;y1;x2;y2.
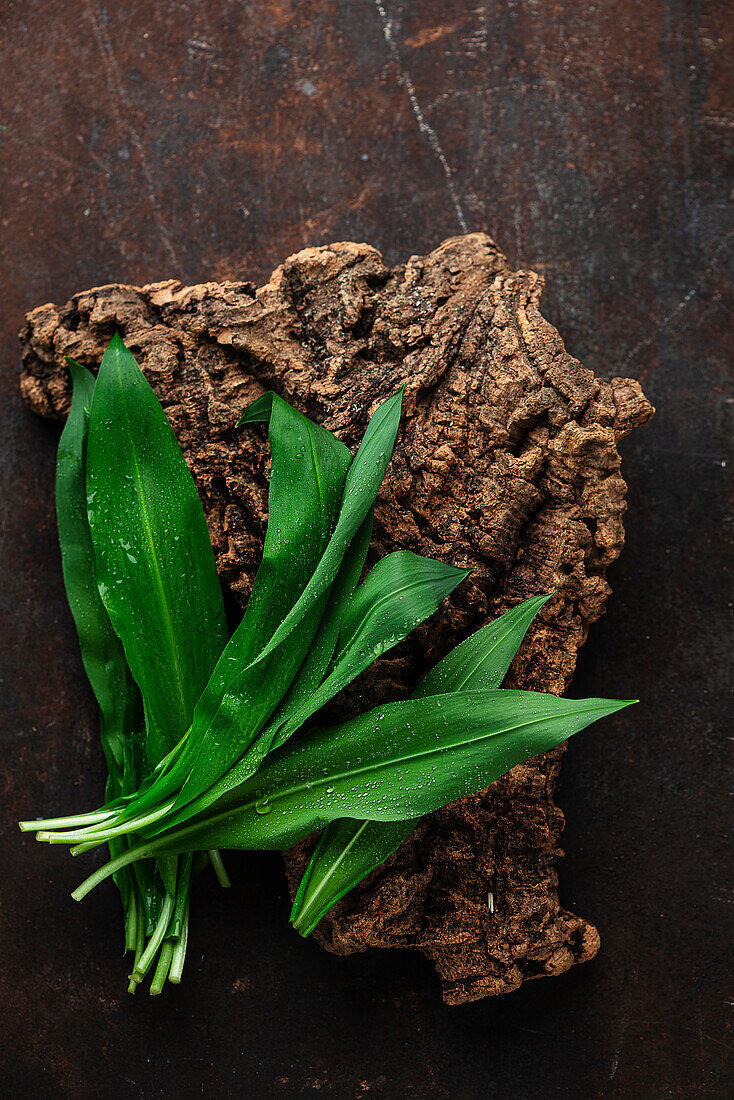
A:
1;2;731;1097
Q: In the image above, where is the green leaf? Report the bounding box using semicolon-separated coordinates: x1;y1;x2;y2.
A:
169;391;355;808
264;510;376;747
147;541;468;836
155;509;375;833
289;592;554;934
236;391;273;425
56;358;141;778
76;693;631;896
83;334;229;965
86;333;228;766
413;591;554;698
90;389;354;825
56;357;166;936
82;388;402;822
290;818;411;936
180;691;632;852
249;388;404;669
272;551;470;749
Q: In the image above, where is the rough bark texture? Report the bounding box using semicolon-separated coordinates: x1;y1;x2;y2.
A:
19;233;653;1005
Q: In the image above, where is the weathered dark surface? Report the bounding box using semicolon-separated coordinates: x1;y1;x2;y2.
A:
19;233;652;1003
1;1;731;1097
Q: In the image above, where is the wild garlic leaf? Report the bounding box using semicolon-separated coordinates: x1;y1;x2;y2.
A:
290;592;554;934
57;358;142;775
73;691;632;902
248;388;404;668
86;334;228;766
263;509;375;745
271;551;471;749
84;334;230;957
145;539;468;836
413;591;554;697
289;818;412;936
155;509;375;834
108;692;632;864
79;388;403;822
77;388;355;823
236;390;274;425
171;392;355;808
56;357;165;934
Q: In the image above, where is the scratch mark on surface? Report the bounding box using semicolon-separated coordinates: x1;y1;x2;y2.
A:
678;1022;734;1055
704;112;734;129
621;286;697;371
373;0;468;234
609;1050;620;1081
621;229;733;371
84;2;179;269
610;1012;628;1080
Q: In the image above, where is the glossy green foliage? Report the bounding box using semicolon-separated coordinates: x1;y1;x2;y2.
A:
290;818;408;936
236;390;276;425
171;392;355;807
59;344;232;988
252;388;404;667
55;359;166;940
86;334;227;766
25;355;636;996
263;510;375;749
271;551;471;748
289;592;554;934
81;692;630;887
413;592;554;698
144;543;470;835
155;509;376;833
126;388;404;817
56;360;143;779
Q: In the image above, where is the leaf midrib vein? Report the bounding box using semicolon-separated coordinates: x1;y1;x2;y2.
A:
298;819;373;922
158;703;614;849
337;574;444;658
116;361;189;733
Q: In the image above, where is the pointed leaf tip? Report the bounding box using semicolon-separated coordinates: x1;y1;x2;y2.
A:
237;391;275;426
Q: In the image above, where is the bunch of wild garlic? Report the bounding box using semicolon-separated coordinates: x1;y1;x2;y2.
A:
21;336;632;992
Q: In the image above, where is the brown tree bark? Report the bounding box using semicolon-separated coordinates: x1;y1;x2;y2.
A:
19;233;653;1004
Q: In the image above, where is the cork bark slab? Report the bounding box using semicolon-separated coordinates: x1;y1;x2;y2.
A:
19;233;653;1004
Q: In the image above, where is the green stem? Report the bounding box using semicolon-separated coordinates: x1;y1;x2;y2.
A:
149;940;174;995
169;852;194;937
37;799;176;847
124;889;138;952
208;849;231;888
168;895;190;984
127;902;147;994
72;814;213;901
129;892;175;984
70;839;104;856
19;808;118;833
